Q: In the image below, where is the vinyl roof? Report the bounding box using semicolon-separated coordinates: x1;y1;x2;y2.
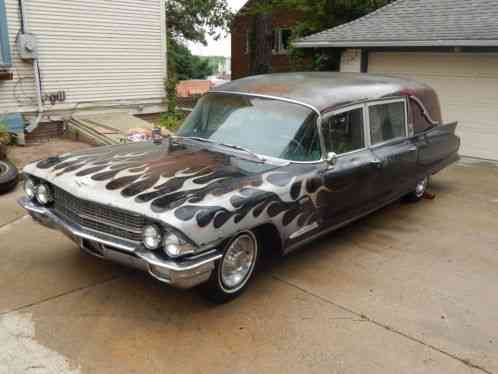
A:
214;72;431;112
295;0;498;48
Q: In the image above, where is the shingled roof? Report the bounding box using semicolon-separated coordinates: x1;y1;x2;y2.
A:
294;0;498;48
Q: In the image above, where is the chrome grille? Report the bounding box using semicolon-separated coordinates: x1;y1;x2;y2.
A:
52;186;145;242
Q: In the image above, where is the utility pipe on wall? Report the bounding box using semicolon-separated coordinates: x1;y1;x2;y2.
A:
18;0;43;133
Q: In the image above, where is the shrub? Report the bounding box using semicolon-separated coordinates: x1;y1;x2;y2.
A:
159;111;185;133
0;123;11;146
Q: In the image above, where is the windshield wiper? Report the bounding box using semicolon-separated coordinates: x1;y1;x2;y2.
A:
176;136;266;162
217;143;266;162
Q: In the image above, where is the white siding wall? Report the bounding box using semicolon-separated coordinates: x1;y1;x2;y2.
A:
368;52;498;160
1;0;165;116
0;0;36;114
340;49;362;73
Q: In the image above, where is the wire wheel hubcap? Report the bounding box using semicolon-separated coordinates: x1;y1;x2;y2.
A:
220;234;257;291
0;161;8;178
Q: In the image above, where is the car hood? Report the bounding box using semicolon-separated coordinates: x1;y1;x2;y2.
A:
24;141;320;246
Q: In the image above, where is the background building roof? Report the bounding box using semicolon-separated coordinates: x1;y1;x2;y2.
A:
295;0;498;48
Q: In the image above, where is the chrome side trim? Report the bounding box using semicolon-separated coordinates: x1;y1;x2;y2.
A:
289;222;319;240
284;194;404;255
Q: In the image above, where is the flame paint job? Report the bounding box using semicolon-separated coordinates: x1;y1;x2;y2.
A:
23;73;460;254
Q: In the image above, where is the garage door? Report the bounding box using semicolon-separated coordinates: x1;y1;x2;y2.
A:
369;52;498;160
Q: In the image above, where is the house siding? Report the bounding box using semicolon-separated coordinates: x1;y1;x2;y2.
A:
1;0;166;117
0;0;36;114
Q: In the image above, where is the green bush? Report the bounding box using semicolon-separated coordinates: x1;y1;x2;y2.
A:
160;111;185;133
0;123;11;145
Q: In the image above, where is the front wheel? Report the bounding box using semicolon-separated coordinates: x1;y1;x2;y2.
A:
404;176;429;202
198;231;259;304
0;159;18;194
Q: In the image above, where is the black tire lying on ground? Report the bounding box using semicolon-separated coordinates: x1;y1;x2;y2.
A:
0;159;19;194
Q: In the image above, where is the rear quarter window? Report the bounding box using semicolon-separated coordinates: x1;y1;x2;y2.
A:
369;101;406;145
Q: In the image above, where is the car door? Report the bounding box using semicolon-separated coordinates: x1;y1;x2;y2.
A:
367;98;419;202
318;105;381;226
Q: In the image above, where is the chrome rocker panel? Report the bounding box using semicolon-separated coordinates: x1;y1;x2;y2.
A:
18;197;222;289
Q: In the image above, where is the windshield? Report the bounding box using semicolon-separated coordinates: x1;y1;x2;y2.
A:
176;93;322;162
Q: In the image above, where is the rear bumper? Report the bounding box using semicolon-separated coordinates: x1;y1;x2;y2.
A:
18;197;222;289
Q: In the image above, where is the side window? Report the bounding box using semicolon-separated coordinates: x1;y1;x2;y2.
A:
0;0;12;66
282;114;322;162
369;101;407;145
322;108;365;154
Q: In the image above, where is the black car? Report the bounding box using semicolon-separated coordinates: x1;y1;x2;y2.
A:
19;73;460;303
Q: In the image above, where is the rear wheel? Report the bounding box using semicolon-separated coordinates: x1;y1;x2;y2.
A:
404;176;429;202
198;231;259;304
0;159;18;194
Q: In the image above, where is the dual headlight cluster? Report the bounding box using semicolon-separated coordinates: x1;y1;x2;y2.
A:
143;224;195;258
24;177;53;206
24;177;194;258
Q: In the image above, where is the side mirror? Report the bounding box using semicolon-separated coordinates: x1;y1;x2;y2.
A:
326;152;338;166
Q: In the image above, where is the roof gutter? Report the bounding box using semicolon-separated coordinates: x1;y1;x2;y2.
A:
294;39;498;48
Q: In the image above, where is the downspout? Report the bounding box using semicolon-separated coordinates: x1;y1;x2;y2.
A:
18;0;43;133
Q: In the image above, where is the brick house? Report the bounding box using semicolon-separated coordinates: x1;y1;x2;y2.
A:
231;0;305;80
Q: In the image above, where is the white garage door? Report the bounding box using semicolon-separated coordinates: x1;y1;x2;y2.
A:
368;52;498;160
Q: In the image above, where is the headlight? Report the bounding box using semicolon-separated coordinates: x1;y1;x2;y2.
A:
163;232;195;258
143;225;162;250
35;183;53;205
24;178;37;200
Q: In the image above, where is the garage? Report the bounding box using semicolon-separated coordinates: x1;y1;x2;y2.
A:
368;52;498;160
295;0;498;161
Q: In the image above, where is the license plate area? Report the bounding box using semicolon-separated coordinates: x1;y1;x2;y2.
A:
81;239;105;258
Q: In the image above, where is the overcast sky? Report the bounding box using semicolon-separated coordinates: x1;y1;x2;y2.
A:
187;0;248;57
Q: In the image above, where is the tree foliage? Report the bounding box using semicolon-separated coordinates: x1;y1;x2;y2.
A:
165;0;233;120
169;39;214;80
166;0;235;45
243;0;393;72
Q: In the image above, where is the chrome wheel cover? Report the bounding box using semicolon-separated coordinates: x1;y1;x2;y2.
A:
415;177;429;197
220;233;257;293
0;161;8;177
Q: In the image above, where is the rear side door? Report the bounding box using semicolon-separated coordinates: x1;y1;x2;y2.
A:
366;98;418;202
318;105;380;226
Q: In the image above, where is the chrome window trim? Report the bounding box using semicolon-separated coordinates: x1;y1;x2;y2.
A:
320;103;369;157
366;97;409;148
199;90;326;165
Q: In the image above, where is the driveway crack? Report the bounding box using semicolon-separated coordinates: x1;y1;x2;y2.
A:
0;275;124;316
0;214;28;231
272;274;493;374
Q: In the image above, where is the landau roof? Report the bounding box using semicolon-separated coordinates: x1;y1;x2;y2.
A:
294;0;498;48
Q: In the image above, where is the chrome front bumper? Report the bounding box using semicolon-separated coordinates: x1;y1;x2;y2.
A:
18;197;222;289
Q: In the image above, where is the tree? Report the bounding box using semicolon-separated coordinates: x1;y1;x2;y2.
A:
164;0;233;122
244;0;393;73
166;0;234;45
248;0;273;75
169;39;214;80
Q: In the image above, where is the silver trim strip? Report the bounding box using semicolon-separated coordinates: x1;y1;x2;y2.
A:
285;194;403;254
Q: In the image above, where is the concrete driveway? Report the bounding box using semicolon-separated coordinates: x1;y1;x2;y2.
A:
1;160;497;374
